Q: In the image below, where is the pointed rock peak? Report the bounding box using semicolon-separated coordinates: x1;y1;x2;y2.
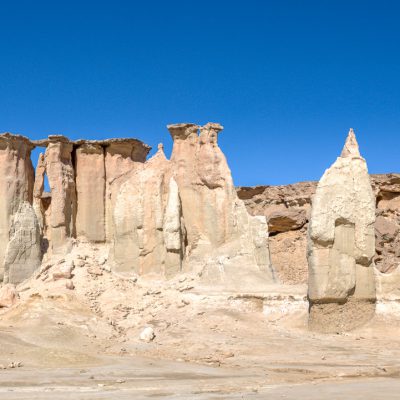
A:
157;143;164;153
147;142;167;164
340;128;360;158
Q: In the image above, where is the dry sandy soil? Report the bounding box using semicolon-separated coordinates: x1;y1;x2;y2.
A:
0;243;400;399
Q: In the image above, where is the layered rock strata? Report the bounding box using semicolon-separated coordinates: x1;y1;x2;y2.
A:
0;134;41;284
307;129;376;332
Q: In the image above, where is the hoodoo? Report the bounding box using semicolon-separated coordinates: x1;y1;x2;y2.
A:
307;129;376;332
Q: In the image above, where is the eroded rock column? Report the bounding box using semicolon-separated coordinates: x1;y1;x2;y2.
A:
308;129;376;332
75;143;105;242
0;133;41;284
44;136;76;253
104;139;150;242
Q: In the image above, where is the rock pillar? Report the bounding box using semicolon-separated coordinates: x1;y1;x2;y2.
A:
308;129;376;332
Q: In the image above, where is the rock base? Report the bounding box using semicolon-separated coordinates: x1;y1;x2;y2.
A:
309;298;376;333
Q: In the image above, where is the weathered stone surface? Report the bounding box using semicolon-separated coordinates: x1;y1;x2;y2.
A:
237;174;400;284
3;201;41;284
163;176;185;277
307;129;376;332
44;136;76;253
33;152;46;234
75;144;105;242
0;134;35;282
268;209;307;233
168;123;274;287
112;123;274;289
112;143;172;275
104;140;150;242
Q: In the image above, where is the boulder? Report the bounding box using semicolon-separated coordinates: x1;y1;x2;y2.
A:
0;284;18;308
139;327;155;342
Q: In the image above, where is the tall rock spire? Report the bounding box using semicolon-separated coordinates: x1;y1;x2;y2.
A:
307;129;376;332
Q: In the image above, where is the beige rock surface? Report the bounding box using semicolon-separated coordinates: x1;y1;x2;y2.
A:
307;129;376;332
0;134;35;282
3;201;41;284
167;123;274;288
111;123;274;289
111;143;172;275
0;283;18;307
44;136;76;253
75;143;106;242
104;139;150;242
32;152;46;234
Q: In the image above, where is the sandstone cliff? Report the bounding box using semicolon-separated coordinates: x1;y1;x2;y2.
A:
0;126;273;291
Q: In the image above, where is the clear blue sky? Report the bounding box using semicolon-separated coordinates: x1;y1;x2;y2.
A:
1;1;399;186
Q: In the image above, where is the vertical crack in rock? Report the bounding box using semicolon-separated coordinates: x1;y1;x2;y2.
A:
308;129;376;332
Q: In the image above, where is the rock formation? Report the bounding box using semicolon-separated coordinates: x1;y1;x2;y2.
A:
238;174;400;285
35;136;77;254
111;123;274;289
75;143;105;242
32;137;151;254
3;201;41;284
0;134;41;284
307;129;376;332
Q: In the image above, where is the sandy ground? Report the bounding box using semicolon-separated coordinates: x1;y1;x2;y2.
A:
1;244;400;399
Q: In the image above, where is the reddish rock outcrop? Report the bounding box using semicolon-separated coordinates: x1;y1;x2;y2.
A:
238;174;400;285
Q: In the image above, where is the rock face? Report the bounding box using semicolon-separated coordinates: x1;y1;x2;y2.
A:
0;134;40;284
237;174;400;285
168;123;273;288
44;136;77;253
112;123;274;289
307;129;376;332
75;143;105;242
32;137;151;254
112;143;173;276
3;202;41;284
